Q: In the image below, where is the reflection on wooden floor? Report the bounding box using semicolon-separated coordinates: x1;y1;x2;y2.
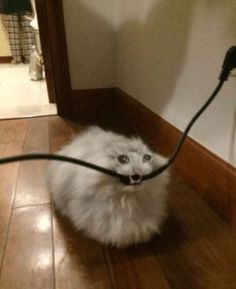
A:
0;116;235;289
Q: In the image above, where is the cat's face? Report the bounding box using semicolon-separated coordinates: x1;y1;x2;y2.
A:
115;151;154;176
107;138;157;182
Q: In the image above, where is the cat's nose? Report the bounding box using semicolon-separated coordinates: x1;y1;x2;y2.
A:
130;174;142;184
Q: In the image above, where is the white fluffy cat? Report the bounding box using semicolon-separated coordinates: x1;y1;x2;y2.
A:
47;126;169;248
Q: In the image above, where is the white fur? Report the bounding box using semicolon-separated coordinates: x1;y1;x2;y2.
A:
47;126;170;248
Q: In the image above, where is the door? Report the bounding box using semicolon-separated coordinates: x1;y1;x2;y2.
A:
35;0;72;115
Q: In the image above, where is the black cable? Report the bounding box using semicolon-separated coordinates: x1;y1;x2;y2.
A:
0;153;123;179
0;46;235;185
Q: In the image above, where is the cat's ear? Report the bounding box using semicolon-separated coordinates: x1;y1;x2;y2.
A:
130;136;142;142
129;137;146;151
153;154;168;166
87;126;104;134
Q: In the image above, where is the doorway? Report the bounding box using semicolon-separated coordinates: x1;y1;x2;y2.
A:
0;0;59;119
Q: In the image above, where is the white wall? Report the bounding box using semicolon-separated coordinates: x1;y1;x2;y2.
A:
116;0;236;166
62;0;118;89
63;0;236;166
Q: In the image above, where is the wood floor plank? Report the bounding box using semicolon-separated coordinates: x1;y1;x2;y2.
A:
0;205;54;289
106;244;171;289
14;118;50;207
53;215;112;289
0;142;23;264
47;116;87;154
151;175;236;289
49;132;112;289
0;119;28;144
47;116;84;139
48;116;79;157
47;116;73;139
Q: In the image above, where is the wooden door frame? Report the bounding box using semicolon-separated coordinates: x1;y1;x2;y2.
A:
35;0;73;117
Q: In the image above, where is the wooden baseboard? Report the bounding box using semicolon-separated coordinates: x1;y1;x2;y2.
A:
72;88;116;118
0;56;13;63
114;88;236;223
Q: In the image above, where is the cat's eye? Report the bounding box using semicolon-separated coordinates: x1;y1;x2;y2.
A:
143;154;152;162
118;154;129;164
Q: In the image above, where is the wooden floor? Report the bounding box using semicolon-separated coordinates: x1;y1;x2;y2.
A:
0;116;236;289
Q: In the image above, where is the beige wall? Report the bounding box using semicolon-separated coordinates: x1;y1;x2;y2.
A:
117;0;236;166
63;0;236;166
0;16;11;57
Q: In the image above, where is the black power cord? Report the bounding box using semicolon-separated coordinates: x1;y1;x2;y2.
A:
0;46;236;185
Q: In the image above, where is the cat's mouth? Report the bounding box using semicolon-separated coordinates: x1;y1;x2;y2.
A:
129;174;142;185
118;173;144;185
